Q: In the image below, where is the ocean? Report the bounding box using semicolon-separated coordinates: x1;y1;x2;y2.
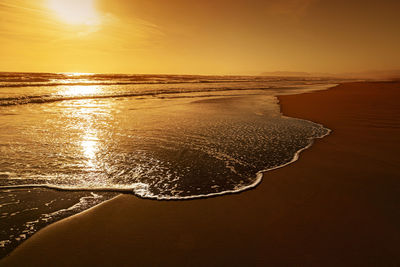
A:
0;72;341;257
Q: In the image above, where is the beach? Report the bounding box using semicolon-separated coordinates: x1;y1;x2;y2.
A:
2;81;400;266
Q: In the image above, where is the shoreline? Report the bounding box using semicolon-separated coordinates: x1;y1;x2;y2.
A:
2;81;400;265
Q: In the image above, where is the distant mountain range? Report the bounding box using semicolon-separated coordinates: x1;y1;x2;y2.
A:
259;70;400;79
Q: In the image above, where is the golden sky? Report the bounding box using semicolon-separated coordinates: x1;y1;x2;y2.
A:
0;0;399;74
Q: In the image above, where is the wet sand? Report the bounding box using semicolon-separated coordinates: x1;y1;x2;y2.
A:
2;82;400;266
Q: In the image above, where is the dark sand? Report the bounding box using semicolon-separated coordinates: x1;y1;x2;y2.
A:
2;82;400;266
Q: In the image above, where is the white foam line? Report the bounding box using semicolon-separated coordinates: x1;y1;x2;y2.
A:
0;184;133;193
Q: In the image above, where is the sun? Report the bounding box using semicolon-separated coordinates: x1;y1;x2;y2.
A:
48;0;100;25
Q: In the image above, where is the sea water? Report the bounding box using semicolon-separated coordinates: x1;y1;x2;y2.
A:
0;72;340;257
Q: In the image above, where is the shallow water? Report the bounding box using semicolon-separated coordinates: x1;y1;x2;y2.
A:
0;72;338;257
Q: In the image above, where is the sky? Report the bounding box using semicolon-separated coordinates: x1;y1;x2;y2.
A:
0;0;399;75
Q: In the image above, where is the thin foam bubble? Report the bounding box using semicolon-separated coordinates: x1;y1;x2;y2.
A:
0;240;11;248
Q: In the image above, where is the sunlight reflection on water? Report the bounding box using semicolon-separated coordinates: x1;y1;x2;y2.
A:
57;87;113;174
60;85;102;96
81;135;98;169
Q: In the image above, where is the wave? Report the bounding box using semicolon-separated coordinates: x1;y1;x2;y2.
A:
0;72;338;88
0;80;258;88
0;123;331;200
0;78;309;88
0;86;294;106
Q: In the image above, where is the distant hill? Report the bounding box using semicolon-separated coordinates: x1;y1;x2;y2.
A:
339;70;400;79
259;70;400;79
259;71;333;77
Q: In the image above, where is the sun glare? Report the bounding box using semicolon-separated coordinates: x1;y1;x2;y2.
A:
61;85;101;96
48;0;100;25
